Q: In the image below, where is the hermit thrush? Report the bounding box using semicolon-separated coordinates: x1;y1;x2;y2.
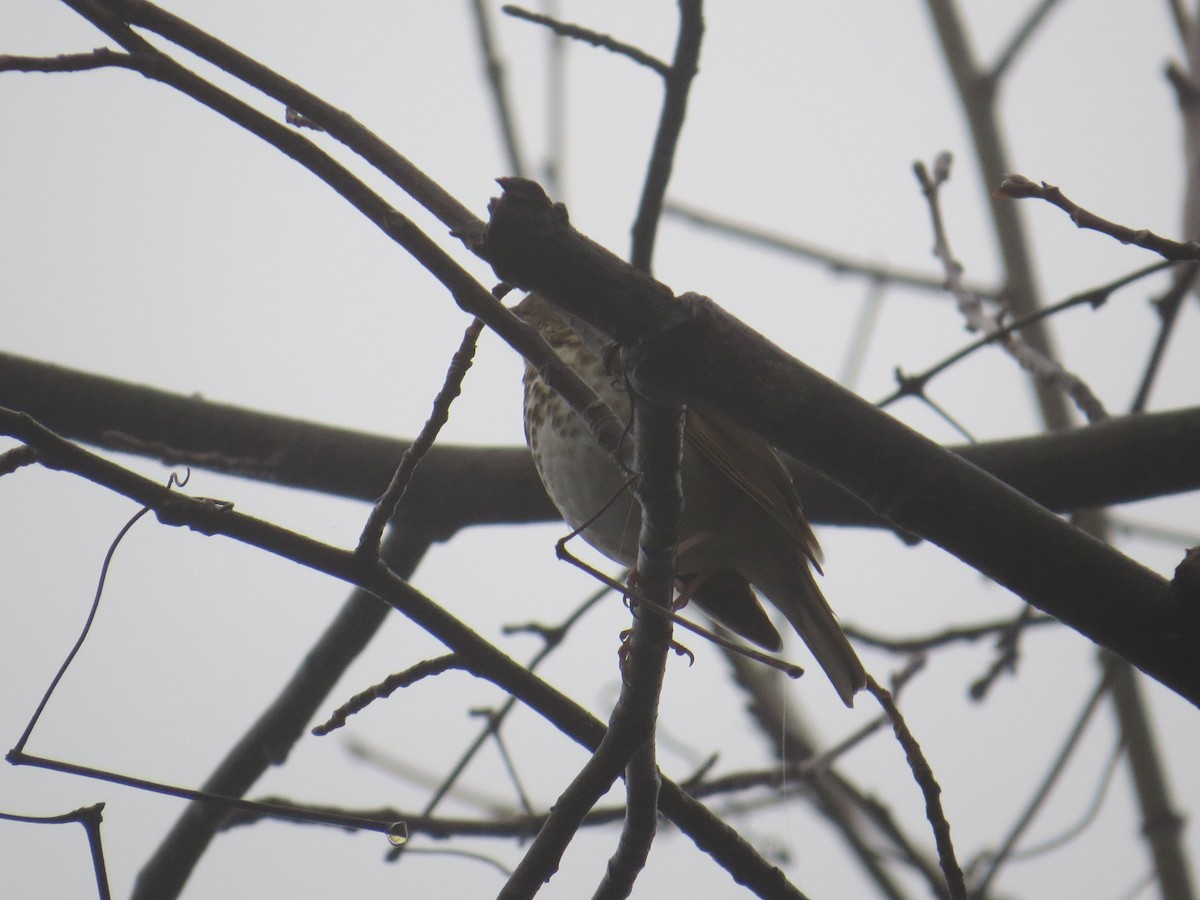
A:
515;294;866;706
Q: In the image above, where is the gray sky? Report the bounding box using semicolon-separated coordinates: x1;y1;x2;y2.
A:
2;2;1198;897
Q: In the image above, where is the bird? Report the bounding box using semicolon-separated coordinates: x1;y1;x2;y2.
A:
514;293;866;706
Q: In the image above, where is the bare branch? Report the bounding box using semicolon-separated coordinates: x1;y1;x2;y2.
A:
995;174;1200;261
502;5;671;76
5;351;1200;532
1;406;801;897
0;47;136;73
1132;263;1200;412
867;678;966;899
877;260;1178;411
971;667;1113;895
1168;0;1192;48
988;0;1065;83
357;319;484;558
665;200;991;296
845;613;1056;654
924;0;1074;430
470;0;528;176
1106;654;1196;899
475;178;1198;705
0;804;110;900
919;158;1108;422
629;0;704;271
311;655;462;737
501;373;686;898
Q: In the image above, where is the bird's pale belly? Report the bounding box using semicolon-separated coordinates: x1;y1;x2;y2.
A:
528;403;642;566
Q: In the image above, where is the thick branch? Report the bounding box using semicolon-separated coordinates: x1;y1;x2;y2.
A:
473;179;1200;706
2;351;1198;534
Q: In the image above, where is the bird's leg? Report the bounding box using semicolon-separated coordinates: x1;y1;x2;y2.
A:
671;530;717;612
615;567;698;670
672;572;709;612
617;626;696;672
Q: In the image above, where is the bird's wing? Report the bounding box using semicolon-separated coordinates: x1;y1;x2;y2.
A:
684;409;823;571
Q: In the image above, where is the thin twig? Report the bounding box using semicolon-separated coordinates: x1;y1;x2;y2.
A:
542;0;567;194
312;655;462;736
247;743;967;844
971;666;1114;895
721;638;931;898
473;708;538;817
665;200;996;297
1131;262;1199;412
925;0;1074;432
12;495;157;753
989;0;1065;83
553;541;804;677
2;406;800;894
0;47;138;73
0;804;111;900
629;0;704;271
867;676;966;899
845;613;1055;654
91;0;478;231
1105;652;1196;899
345;738;521;817
596;742;660;898
384;581;618;862
501;5;671;76
995;174;1200;261
357;318;484;558
840;280;885;391
469;0;527;176
876;260;1176;410
968;606;1037;700
9;750;401;836
1006;733;1124;861
1168;0;1191;49
918;157;1108;422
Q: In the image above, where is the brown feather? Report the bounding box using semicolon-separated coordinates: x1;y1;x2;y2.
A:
684;410;822;571
686;571;783;651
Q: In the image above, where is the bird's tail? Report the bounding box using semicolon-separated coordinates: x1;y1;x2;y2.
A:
756;567;866;707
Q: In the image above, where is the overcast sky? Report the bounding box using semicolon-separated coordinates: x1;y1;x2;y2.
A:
2;3;1199;898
